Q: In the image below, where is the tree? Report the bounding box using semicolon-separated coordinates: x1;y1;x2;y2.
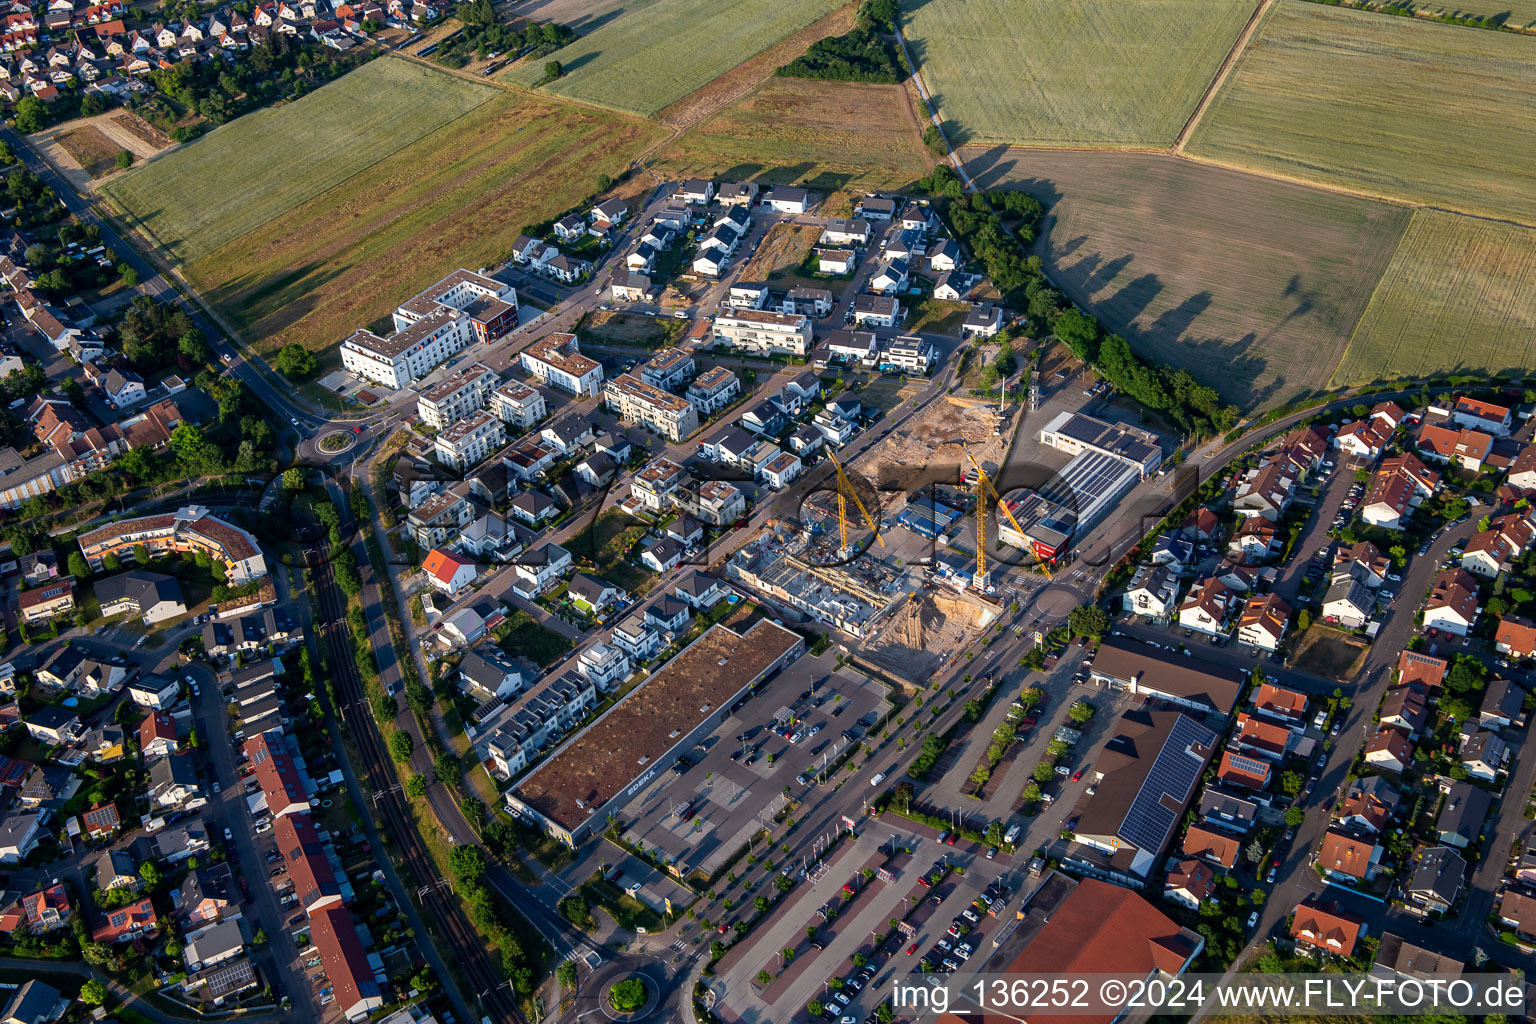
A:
253;927;268;946
756;970;772;985
388;729;414;764
807;1002;825;1017
1068;604;1110;640
1033;760;1055;784
1279;771;1304;798
449;844;486;882
1284;806;1305;827
558;894;590;926
120;265;140;287
80;979;106;1005
557;960;579;990
178;326;212;365
13;96;47;133
434;751;461;784
115;149;134;170
67;552;89;579
1022;780;1041;804
281;467;305;491
1245;840;1264;864
1297;609;1312;631
609;979;646;1012
540;59;563;83
272;343;317;380
1067;700;1095;726
138;860;162;889
753;896;769;913
876;1003;895;1024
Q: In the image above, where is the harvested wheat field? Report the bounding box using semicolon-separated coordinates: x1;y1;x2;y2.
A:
103;58;499;264
900;0;1257;147
1332;210;1536;386
185;92;663;356
1187;0;1536;224
964;147;1411;408
653;75;931;193
504;0;844;115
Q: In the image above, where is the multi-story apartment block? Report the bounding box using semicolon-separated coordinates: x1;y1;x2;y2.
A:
674;479;746;526
78;505;266;583
393;268;518;343
433;410;506;471
416;362;499;430
878;335;934;375
639;349;696;391
712;310;812;357
603;374;700;442
578;642;631;691
520;333;603;397
686;367;741;415
630;457;685;512
342;270;518;390
341;306;472;391
489;379;546;429
406;483;474;549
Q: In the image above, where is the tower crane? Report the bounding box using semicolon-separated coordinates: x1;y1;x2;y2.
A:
826;450;883;560
960;444;1052;590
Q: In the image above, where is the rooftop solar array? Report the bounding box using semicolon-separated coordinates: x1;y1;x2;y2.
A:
1118;715;1216;855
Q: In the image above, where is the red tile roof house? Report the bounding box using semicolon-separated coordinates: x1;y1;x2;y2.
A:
91;895;157;943
1181;825;1239;869
1497;616;1536;660
1365;727;1413;773
1164;859;1216;909
79;801;120;838
1318;827;1384;883
1398;649;1448;689
1252;682;1309;725
138;711;178;759
1290;896;1367;958
21;883;70;932
1217;750;1271;790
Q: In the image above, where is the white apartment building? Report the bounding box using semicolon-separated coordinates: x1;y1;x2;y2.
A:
394;269;519;340
686;367;741;415
407;486;474;548
713;310;812;358
520;333;604;397
489;379;547;429
341;307;472;391
416;362;499;430
434;410;506;472
578;642;631;691
674;479;746;526
603;374;700;442
630;457;684;512
879;335;934;375
639;349;696;391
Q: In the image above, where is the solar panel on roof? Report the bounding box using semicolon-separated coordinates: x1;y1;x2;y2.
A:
1118;716;1216;855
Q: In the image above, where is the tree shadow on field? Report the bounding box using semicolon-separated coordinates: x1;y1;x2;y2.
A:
204;259;349;327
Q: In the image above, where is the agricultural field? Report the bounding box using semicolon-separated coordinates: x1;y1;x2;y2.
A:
652;77;933;193
1332;210;1536;386
181;92;663;356
1385;0;1536;25
1186;0;1536;224
502;0;845;115
899;0;1256;147
963;147;1411;408
510;0;663;30
102;58;497;263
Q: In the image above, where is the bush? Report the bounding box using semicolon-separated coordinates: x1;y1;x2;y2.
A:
609;978;647;1012
273;343;318;380
388;729;413;764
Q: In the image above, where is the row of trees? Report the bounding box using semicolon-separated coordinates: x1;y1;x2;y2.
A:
151;32;375;126
778;0;905;83
436;0;576;68
917;165;1241;439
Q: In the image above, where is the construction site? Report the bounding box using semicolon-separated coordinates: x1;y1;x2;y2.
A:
725;522;908;640
856;395;1014;496
861;586;1003;681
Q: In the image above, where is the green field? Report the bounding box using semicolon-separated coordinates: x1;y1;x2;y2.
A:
1187;0;1536;224
899;0;1257;147
964;147;1410;408
503;0;845;115
103;58;497;263
1332;210;1536;386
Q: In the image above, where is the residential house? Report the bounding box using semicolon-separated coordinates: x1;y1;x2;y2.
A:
1404;846;1465;915
1322;575;1374;630
1252;683;1309;726
1398;649;1448;690
1180;825;1239;870
422;548;476;596
1462;510;1536;578
92;849;140;892
458;647;523;701
1362;454;1441;529
1318;827;1383;883
1364;728;1412;773
1337;776;1401;833
1228;516;1279;562
1496;616;1536;660
17;578;73;625
1480;677;1526;729
1236;593;1290;651
21;883;69;932
96;569;186;624
1379;686;1429;737
1177;577;1236;636
92;895;157;943
1233;462;1297;521
1452;396;1512;436
1436;782;1490;849
1335;541;1390;588
577;641;630;690
1461;729;1507;781
962;303;1003;338
1424;568;1480;636
1290;897;1366;958
149;752;201;808
23;706;78;745
1163;859;1216;910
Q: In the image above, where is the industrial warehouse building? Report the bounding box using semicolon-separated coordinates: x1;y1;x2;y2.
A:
898;496;963;539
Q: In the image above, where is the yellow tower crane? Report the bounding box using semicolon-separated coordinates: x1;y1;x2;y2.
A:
826;451;883;559
960;444;1051;590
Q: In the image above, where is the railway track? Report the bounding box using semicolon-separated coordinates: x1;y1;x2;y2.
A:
308;547;526;1024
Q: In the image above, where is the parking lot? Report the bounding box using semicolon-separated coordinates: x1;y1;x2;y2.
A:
619;657;892;879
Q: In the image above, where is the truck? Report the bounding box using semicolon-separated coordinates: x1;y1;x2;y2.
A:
1003;823;1021;845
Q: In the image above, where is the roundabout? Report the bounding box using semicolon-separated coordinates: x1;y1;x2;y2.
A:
570;956;674;1024
317;429;355;454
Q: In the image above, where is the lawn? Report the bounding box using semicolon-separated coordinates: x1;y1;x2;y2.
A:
1186;0;1536;225
495;610;574;667
177;90;663;356
651;76;933;194
54;126;123;178
101;58;499;264
503;0;846;116
900;0;1257;147
1332;210;1536;387
963;147;1411;408
906;298;968;335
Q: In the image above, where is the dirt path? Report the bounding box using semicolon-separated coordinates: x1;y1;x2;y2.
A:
1173;0;1273;153
33;110;174;194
